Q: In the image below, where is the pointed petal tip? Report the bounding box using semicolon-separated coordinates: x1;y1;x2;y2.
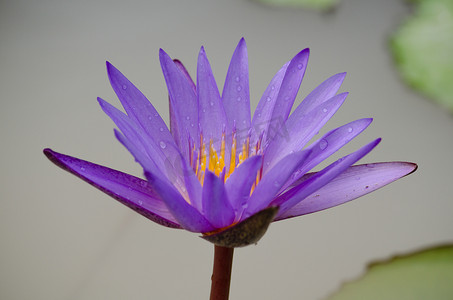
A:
43;148;54;159
403;162;418;176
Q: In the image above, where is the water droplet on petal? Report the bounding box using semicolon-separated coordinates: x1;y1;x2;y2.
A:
271;85;275;90
266;96;271;102
140;181;147;187
122;84;127;90
202;108;206;113
210;101;214;106
237;97;241;102
138;200;143;205
148;115;152;120
273;181;280;187
235;76;240;82
319;139;328;150
284;96;290;101
186;116;190;120
348;127;353;133
80;167;85;171
159;141;167;149
154;113;158;117
191;123;194;127
237;85;242;92
159;127;164;132
322;108;328;113
297;63;303;70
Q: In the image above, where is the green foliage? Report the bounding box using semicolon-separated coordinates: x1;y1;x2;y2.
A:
326;245;453;300
390;0;453;112
251;0;338;11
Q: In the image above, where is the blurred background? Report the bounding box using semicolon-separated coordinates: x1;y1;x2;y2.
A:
1;0;452;299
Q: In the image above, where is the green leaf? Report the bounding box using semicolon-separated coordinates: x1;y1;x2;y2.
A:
390;0;453;112
251;0;338;11
326;245;453;300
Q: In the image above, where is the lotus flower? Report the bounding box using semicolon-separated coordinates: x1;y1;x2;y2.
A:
44;38;416;247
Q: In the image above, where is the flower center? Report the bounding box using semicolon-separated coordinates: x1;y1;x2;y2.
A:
189;130;264;188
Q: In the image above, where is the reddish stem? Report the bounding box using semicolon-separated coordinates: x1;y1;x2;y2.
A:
210;245;234;300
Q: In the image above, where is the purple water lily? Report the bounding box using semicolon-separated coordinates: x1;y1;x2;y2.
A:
44;38;416;247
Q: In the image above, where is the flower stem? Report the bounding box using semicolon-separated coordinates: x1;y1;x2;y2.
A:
210;245;234;300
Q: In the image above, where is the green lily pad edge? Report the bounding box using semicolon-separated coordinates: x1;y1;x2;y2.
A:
390;0;453;113
251;0;338;11
325;244;453;300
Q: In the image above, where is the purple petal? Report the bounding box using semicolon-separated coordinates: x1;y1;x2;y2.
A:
197;46;227;152
106;62;178;158
98;98;164;175
145;171;215;233
266;49;310;142
159;49;198;159
174;151;203;213
225;155;263;213
242;150;311;219
275;162;418;220
202;171;235;228
282;118;373;189
43;149;181;228
250;61;290;147
294;72;346;117
273;138;382;215
169;59;197;150
222;38;251;146
264;93;348;172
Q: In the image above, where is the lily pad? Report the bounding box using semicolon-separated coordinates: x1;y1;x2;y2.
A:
390;0;453;112
251;0;338;11
326;245;453;300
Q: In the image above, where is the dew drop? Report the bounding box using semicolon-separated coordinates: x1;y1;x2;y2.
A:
191;123;194;127
322;108;328;113
138;200;143;205
159;127;164;132
122;84;127;90
148;115;152;120
257;113;261;117
284;96;290;101
319;139;328;150
348;127;353;133
273;181;280;187
80;167;86;171
140;181;147;187
297;63;303;70
235;76;240;82
202;108;206;113
159;141;167;149
237;97;241;102
154;113;158;117
271;85;275;90
186;116;190;120
237;85;242;92
242;120;246;124
210;101;214;106
266;96;271;102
